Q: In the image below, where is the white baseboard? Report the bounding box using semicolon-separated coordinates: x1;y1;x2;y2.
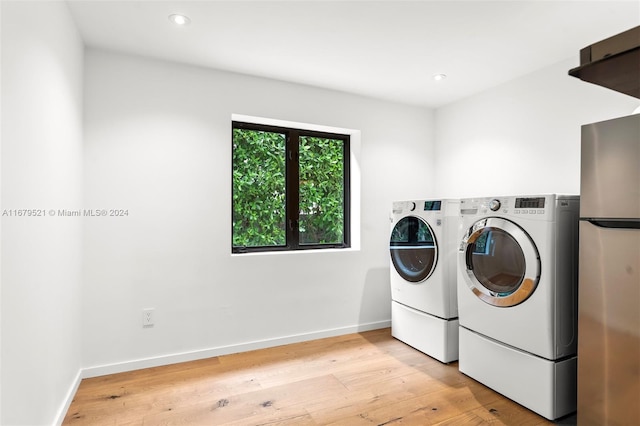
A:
54;369;82;426
82;320;390;379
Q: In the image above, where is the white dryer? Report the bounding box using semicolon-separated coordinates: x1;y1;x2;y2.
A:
390;199;460;363
456;195;579;420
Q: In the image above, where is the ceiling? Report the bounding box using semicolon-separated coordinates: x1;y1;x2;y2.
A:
66;0;639;108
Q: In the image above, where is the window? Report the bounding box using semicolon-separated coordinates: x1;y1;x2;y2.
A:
232;121;350;253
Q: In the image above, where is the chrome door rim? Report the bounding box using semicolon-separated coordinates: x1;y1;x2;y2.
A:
459;217;540;307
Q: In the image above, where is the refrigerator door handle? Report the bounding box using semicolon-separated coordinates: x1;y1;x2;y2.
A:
582;218;640;229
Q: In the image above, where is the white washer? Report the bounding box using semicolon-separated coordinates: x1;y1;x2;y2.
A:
456;194;579;420
389;199;460;363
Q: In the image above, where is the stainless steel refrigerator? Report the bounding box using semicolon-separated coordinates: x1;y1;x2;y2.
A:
578;113;640;425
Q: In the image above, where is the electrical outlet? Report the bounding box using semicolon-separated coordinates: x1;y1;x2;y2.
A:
142;308;154;327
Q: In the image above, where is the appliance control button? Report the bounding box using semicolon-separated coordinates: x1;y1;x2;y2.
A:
489;199;501;211
529;209;536;214
410;202;416;211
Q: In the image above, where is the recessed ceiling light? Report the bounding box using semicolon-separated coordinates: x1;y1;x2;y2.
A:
169;14;191;26
433;74;447;81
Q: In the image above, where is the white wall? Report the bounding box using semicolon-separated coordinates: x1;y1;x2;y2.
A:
82;49;435;374
0;1;84;425
434;57;640;198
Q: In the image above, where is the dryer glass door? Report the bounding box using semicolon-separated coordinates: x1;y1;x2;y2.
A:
461;218;540;307
390;216;437;283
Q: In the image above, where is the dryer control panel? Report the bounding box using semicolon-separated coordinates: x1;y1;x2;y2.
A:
462;197;548;214
460;195;578;222
515;197;546;209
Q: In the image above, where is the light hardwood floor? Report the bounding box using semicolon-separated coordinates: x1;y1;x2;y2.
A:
63;328;563;425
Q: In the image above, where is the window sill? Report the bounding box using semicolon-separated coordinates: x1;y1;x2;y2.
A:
230;247;360;257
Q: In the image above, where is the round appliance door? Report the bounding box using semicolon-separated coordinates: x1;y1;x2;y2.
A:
390;216;438;283
460;217;540;307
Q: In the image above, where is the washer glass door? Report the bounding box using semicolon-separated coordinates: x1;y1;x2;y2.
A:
390;216;438;283
461;218;540;307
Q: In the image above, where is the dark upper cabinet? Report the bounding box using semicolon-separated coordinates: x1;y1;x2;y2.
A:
569;26;639;99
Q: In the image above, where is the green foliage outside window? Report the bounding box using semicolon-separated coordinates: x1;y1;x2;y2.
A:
232;125;348;250
232;129;286;247
299;136;344;245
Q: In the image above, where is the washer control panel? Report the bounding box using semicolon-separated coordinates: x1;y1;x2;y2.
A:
392;200;444;215
423;200;442;211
